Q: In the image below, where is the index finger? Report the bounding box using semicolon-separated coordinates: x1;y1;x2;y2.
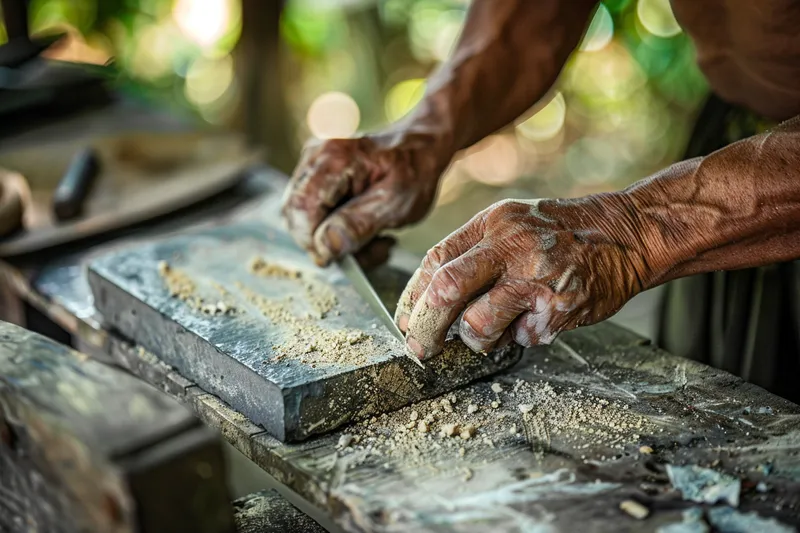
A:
394;212;487;331
281;140;367;252
404;244;500;359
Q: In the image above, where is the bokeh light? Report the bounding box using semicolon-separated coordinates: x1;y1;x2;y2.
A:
516;92;567;142
409;5;466;62
173;0;233;48
17;0;708;253
567;42;646;103
461;135;521;186
306;92;361;139
636;0;682;38
435;167;468;206
579;4;614;52
29;0;96;35
385;79;426;122
431;10;464;61
128;20;181;80
184;55;235;106
566;138;617;185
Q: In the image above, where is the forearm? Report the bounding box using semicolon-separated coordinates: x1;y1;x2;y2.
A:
381;0;597;165
620;116;800;286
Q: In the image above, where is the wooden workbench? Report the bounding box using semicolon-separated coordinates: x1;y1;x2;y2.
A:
3;169;800;533
2;103;800;532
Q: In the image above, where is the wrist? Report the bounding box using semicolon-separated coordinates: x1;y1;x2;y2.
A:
372;119;456;179
600;190;688;288
541;192;674;292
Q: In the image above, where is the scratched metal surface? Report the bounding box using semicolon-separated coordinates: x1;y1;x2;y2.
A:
87;220;521;441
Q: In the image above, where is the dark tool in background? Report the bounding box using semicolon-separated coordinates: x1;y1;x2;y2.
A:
0;0;111;138
0;0;53;68
51;147;100;221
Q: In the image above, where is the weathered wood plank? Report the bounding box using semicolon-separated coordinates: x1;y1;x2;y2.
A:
0;321;235;533
8;168;800;532
124;322;800;532
232;489;327;533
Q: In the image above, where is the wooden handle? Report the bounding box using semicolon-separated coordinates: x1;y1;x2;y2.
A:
0;169;28;237
52;147;100;221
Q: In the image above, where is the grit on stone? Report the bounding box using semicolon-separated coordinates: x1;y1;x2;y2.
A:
159;256;378;367
247;256;337;317
158;260;238;316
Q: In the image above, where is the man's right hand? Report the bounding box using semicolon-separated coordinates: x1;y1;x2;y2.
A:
281;133;446;266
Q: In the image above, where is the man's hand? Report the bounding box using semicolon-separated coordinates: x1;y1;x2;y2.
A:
395;197;651;359
281;0;599;266
281;134;445;266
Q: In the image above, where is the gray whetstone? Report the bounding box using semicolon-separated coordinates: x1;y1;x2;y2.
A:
88;220;521;442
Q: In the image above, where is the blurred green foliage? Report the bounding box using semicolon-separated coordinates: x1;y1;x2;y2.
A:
1;0;709;252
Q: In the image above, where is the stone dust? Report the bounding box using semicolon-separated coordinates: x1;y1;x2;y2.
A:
248;256;302;280
338;377;650;466
158;261;238;316
236;284;375;367
407;302;452;355
158;258;371;367
247;256;337;317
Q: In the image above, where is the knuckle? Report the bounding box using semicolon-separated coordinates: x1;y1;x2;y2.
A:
421;243;450;272
492;281;530;307
317;137;350;151
429;264;466;303
487;198;524;216
481;199;526;228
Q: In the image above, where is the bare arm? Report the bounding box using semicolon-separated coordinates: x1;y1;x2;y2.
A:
622;116;800;286
283;0;598;265
384;0;599;156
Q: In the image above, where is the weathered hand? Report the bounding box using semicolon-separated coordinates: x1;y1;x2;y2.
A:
281;133;446;266
395;197;651;359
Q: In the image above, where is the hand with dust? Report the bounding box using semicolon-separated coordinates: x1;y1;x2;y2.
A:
395;197;651;359
281;134;447;267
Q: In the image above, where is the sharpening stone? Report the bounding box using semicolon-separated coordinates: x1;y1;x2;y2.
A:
88;220;522;442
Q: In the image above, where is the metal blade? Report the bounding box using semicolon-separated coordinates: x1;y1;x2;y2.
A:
339;254;425;369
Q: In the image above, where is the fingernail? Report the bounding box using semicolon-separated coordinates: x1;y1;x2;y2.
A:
406;337;425;359
396;314;409;332
538;331;557;346
324;225;355;257
311;251;330;267
461;336;485;354
459;319;484;353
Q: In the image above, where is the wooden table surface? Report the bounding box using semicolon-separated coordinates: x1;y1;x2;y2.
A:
2;104;799;532
2;170;799;533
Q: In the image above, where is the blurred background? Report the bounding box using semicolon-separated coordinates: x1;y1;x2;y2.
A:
0;0;708;257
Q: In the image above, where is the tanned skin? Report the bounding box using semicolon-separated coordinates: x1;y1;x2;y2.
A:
282;0;800;360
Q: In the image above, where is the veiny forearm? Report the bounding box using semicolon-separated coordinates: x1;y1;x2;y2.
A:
621;116;800;286
383;0;597;164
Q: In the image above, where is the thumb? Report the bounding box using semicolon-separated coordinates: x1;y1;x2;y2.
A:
312;186;412;265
